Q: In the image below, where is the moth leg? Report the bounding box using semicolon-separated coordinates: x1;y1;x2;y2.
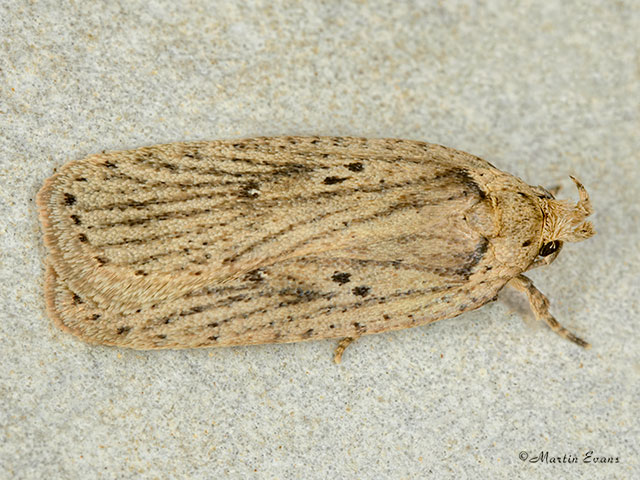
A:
526;248;561;271
334;337;358;364
508;274;590;348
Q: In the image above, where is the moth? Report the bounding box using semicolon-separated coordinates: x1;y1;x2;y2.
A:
37;136;595;362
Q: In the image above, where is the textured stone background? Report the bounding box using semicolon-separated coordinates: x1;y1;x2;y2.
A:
1;1;638;478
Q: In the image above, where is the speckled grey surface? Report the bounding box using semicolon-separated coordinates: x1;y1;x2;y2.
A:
1;1;638;478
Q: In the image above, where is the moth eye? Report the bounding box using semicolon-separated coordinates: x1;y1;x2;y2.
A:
539;240;561;257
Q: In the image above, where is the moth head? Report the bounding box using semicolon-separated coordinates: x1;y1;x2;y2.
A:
538;176;595;259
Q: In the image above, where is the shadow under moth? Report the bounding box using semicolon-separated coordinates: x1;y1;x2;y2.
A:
37;136;595;362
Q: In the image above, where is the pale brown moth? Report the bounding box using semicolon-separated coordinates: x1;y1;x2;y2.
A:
37;136;595;362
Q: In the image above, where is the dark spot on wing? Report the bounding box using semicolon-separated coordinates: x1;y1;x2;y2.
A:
179;305;208;316
353;322;367;333
244;269;265;282
64;193;76;205
352;286;370;297
239;180;261;198
323;176;348;185
331;272;351;285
